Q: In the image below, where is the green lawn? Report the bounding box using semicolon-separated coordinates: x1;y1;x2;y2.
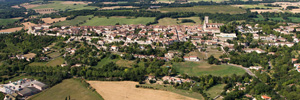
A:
235;4;280;9
29;57;64;67
160;5;246;14
254;15;264;21
269;17;285;21
172;61;246;76
93;57;134;68
82;17;155;26
47;52;61;58
205;84;226;98
54;15;94;26
139;84;204;100
288;17;300;23
157;17;202;26
0;19;19;26
29;79;103;100
31;1;98;11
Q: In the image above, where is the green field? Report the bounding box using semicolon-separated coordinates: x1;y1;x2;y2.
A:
205;84;226;98
93;57;135;68
31;1;98;11
47;52;61;58
29;79;103;100
254;15;264;21
160;5;246;14
269;17;285;21
54;15;94;26
82;17;155;26
235;4;280;9
29;57;64;67
288;17;300;23
0;19;19;26
172;61;246;76
139;84;204;100
157;17;202;25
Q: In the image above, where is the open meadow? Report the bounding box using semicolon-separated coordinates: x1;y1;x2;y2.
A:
29;1;98;11
205;84;226;98
82;17;155;26
29;57;64;67
0;19;19;26
160;5;246;14
157;17;202;25
54;15;94;26
88;81;198;100
93;57;135;68
30;79;103;100
172;61;246;76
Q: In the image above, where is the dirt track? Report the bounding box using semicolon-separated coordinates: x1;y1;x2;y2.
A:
88;81;197;100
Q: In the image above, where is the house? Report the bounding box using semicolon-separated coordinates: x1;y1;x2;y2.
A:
292;58;298;63
183;56;200;61
261;95;271;100
18;87;40;97
111;45;118;51
249;66;263;70
243;48;265;53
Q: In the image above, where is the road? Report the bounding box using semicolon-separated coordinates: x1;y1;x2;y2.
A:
228;63;257;78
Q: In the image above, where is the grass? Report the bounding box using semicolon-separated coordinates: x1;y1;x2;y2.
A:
205;84;226;98
157;17;202;26
139;84;204;100
234;4;279;9
29;79;104;100
172;61;246;76
186;48;223;60
254;15;265;21
29;57;64;67
93;57;134;68
54;15;94;26
47;52;61;58
31;1;98;11
0;19;19;26
81;17;156;26
269;17;285;21
3;75;41;83
160;5;246;14
288;17;300;23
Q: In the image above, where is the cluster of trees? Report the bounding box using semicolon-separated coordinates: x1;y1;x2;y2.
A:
168;41;196;53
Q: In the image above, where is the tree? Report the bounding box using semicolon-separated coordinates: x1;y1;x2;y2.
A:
208;55;216;64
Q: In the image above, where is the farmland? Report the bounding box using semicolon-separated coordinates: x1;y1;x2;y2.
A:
160;5;246;14
172;61;246;76
157;17;202;26
288;17;300;23
88;81;198;100
30;79;103;100
54;15;94;26
82;17;156;26
29;1;98;11
29;57;64;67
0;19;19;26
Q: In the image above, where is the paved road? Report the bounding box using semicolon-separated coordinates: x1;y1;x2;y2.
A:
228;63;257;77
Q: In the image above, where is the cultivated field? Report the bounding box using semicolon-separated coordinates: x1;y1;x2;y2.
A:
23;53;36;58
82;17;155;26
250;9;283;13
172;61;246;76
205;84;226;98
157;17;202;25
88;81;198;100
0;27;22;33
289;17;300;23
100;6;137;10
54;15;94;26
27;1;98;11
160;5;246;14
42;17;67;24
30;79;103;100
0;19;19;26
22;22;37;29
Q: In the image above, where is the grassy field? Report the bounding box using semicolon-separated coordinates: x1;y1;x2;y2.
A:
157;17;202;26
232;4;280;9
31;1;98;11
0;19;19;26
288;17;300;23
54;15;94;26
140;84;204;100
82;17;155;26
160;5;246;14
205;84;226;98
47;52;61;58
172;61;246;76
93;57;135;68
186;48;223;60
30;79;103;100
254;15;264;21
29;57;64;67
269;17;285;21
